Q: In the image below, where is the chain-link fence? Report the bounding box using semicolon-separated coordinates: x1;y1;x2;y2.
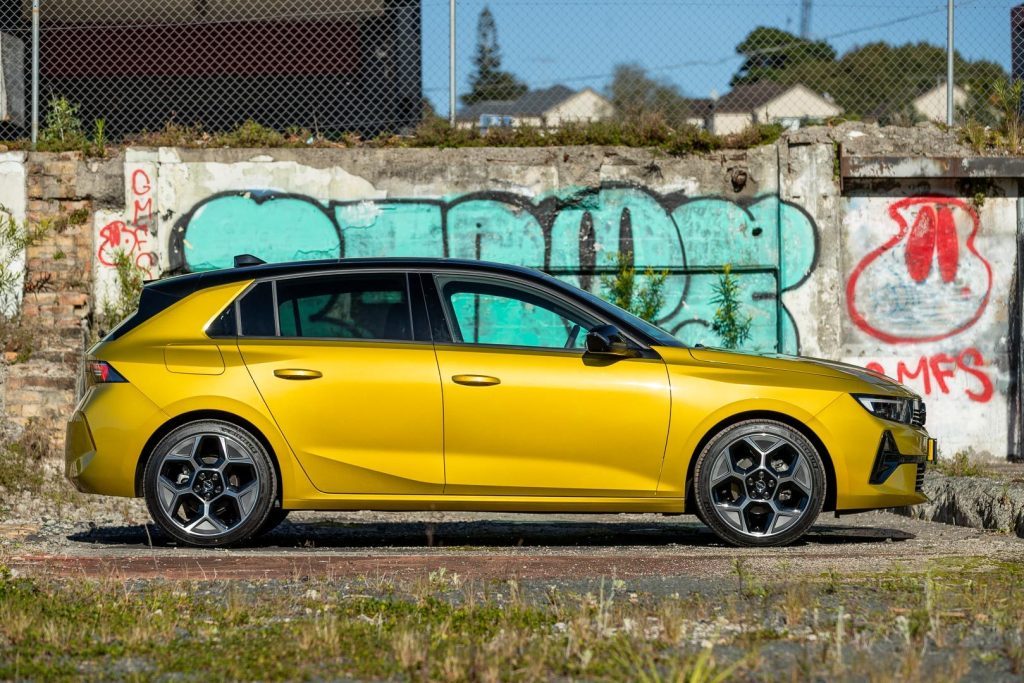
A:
0;1;1020;141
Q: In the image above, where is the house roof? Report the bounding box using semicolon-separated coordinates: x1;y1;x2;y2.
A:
713;81;795;113
682;98;715;120
457;84;579;120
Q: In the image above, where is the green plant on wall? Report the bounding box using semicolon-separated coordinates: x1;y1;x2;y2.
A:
39;97;85;148
0;208;49;315
600;251;668;323
711;264;752;349
95;251;147;337
0;209;51;362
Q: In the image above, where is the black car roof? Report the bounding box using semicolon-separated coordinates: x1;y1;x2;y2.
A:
147;258;553;299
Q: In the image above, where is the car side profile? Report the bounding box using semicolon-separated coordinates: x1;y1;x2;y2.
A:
66;257;934;547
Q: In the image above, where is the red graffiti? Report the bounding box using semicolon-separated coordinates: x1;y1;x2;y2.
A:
97;221;139;266
846;196;993;344
98;168;156;271
864;347;993;403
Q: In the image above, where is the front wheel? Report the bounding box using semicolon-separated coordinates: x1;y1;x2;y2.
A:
693;420;826;547
143;420;278;547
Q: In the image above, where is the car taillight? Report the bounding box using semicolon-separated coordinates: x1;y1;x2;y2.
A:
88;360;127;384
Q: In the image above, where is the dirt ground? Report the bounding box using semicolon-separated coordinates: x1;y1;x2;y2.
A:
3;507;1022;586
3;506;1024;681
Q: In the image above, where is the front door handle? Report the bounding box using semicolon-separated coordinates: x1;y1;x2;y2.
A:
452;374;501;387
274;368;323;380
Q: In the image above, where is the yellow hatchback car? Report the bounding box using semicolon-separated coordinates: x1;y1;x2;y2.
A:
66;257;933;547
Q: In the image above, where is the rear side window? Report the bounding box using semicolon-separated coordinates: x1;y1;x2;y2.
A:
276;273;412;341
238;281;276;336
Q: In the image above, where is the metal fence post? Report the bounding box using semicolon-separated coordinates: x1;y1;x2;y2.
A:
448;0;456;126
946;0;954;126
31;0;40;145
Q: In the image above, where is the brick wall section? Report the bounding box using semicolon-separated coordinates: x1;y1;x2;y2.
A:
5;152;95;444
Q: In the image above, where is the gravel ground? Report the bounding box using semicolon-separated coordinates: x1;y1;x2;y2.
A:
3;500;1022;589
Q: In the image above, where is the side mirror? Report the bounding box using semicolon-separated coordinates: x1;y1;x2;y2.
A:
585;324;635;357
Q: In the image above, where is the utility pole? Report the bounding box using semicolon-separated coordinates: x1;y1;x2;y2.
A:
800;0;812;38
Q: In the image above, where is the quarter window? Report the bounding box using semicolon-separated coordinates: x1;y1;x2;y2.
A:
237;281;276;337
275;273;412;341
438;277;595;349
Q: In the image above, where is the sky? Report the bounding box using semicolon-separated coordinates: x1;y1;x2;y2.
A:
420;0;1020;116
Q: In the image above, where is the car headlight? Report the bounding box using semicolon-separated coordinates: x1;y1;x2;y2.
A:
853;394;914;424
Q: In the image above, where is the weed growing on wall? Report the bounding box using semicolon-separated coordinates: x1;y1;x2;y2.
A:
960;78;1024;154
0;418;50;495
600;252;668;323
0;210;48;316
95;250;147;337
711;264;752;349
39;97;85;149
0;209;50;362
35;97;111;156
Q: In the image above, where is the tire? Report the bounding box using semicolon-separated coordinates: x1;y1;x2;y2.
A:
143;420;278;547
253;508;290;538
693;419;826;547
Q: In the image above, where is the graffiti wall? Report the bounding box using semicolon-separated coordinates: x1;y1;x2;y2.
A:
89;146;1020;459
93;147;821;354
841;183;1017;458
167;188;818;353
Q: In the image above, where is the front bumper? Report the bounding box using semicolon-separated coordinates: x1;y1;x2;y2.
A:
813;395;933;511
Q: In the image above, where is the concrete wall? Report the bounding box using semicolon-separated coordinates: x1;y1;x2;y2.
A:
100;145;822;355
841;181;1015;459
3;126;1021;460
0;151;27;317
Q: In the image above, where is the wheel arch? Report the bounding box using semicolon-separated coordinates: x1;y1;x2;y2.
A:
134;409;283;503
683;410;837;514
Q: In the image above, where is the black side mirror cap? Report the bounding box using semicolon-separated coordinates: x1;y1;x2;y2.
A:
585;324;636;357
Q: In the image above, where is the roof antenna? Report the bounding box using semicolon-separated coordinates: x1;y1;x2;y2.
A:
233;254;266;268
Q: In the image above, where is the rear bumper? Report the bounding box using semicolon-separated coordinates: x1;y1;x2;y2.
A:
64;383;166;497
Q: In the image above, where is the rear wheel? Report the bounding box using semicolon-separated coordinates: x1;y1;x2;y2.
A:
693;420;825;547
143;420;277;547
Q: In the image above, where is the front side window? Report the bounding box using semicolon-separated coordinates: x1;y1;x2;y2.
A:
438;276;596;350
276;273;412;341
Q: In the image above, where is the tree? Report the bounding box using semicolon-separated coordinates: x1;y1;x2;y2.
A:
728;27;1008;123
462;7;528;106
608;64;694;127
731;27;836;87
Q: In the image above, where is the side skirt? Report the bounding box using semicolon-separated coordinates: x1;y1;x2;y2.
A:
281;494;685;514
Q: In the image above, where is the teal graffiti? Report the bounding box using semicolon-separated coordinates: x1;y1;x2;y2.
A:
171;184;818;353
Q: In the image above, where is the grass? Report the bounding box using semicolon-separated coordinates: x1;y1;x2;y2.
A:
0;418;48;496
0;558;1021;681
3;116;785;157
934;449;990;478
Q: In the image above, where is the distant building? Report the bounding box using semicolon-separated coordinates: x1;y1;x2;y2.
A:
912;83;968;123
687;82;843;134
0;0;423;137
457;85;614;129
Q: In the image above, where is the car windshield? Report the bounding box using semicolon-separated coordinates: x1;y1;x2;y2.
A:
568;283;686;348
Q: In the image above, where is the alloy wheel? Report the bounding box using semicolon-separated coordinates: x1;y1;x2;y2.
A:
154;432;263;537
704;432;815;538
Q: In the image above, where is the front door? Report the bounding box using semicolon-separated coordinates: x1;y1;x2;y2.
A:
237;272;444;494
428;273;672;497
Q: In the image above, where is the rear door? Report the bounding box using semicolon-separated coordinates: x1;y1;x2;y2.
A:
235;271;444;494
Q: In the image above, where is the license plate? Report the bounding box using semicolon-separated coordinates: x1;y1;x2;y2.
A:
927;438;937;463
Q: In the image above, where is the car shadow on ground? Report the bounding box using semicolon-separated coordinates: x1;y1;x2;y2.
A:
67;518;915;550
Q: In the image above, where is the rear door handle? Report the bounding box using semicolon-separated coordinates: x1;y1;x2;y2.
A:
452;374;501;387
274;369;323;380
